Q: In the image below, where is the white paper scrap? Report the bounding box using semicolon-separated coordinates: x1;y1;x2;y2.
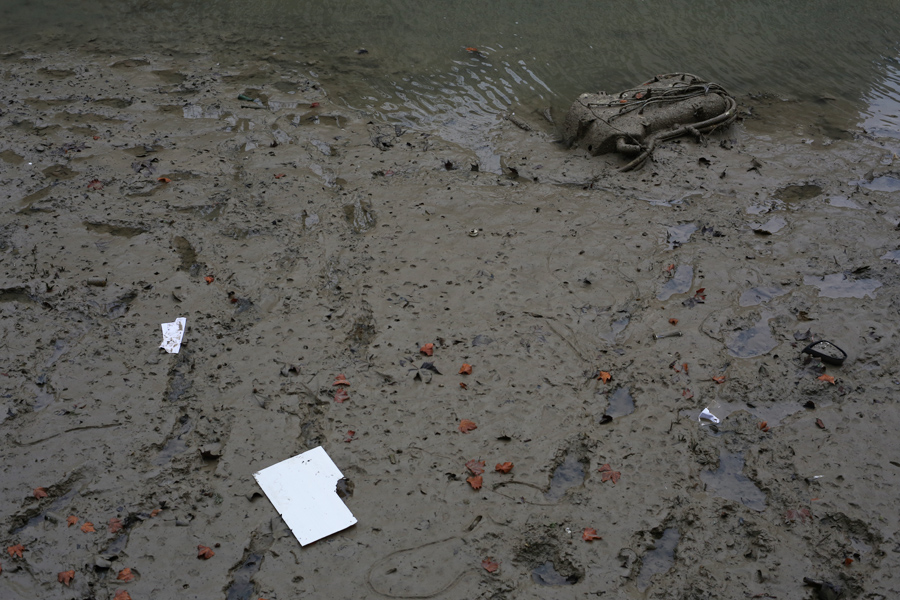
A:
160;317;187;353
254;446;357;546
699;407;720;424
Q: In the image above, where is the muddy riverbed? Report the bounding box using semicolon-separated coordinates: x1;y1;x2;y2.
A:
2;46;900;600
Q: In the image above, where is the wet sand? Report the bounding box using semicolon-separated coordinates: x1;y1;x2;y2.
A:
2;48;900;599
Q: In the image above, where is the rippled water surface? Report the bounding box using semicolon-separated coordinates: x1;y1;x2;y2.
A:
4;1;900;146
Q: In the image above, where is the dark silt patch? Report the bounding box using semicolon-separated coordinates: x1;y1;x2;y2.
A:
532;562;578;586
0;149;24;164
42;164;77;180
773;184;822;203
700;451;766;511
85;221;148;238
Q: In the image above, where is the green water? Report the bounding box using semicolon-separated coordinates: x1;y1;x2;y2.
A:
3;0;900;137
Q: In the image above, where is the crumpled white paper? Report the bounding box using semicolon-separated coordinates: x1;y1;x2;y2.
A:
699;407;720;424
160;317;187;353
254;446;357;546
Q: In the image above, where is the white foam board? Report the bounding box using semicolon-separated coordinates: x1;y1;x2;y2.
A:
253;446;357;546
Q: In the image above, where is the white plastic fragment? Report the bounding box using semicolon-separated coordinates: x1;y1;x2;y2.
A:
253;446;357;546
699;407;720;424
160;317;187;353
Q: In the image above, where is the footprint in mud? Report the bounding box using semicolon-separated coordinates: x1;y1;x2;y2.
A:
636;527;680;591
367;536;471;598
515;523;584;586
493;449;590;505
700;451;766;511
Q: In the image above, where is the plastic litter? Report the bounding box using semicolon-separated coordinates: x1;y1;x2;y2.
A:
801;340;847;366
253;446;357;546
159;317;186;354
654;331;682;340
698;407;720;424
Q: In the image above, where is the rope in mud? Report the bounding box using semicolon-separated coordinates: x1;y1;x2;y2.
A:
578;73;737;172
620;95;737;172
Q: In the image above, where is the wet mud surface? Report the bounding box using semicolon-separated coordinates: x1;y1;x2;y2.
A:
2;48;900;600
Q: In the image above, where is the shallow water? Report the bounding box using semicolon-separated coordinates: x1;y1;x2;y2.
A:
804;273;883;299
544;454;585;501
727;314;778;359
658;265;694;301
605;386;635;419
532;561;577;586
700;451;767;511
4;1;900;152
637;527;679;591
